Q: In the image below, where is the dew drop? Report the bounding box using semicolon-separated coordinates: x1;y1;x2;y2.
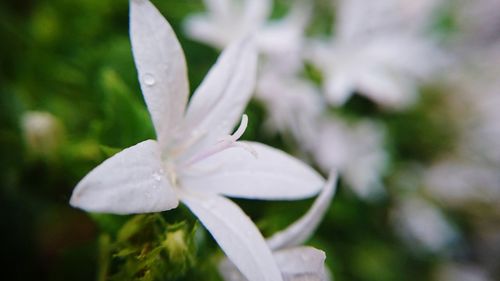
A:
143;73;156;86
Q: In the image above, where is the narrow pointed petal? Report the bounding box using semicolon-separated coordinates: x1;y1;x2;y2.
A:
358;70;416;108
70;140;179;214
242;0;272;27
179;191;283;281
324;71;356;106
183;15;227;49
267;172;337;250
220;246;328;281
180;37;257;157
182;142;325;200
130;0;189;148
203;0;232;19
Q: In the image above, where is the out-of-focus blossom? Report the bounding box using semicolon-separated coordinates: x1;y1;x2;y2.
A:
307;118;388;199
425;161;500;206
308;0;445;109
435;263;493;281
425;45;500;207
70;2;326;281
21;111;63;158
453;0;500;46
220;173;337;281
391;197;458;252
184;0;311;71
255;64;324;143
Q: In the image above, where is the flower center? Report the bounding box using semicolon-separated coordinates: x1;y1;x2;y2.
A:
161;115;258;189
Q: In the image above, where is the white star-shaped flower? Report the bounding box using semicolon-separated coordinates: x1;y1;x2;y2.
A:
308;0;445;109
306;118;388;199
183;0;311;72
70;1;325;281
255;64;325;144
391;196;458;252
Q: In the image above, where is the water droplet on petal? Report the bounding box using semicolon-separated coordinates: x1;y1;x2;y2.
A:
143;73;156;86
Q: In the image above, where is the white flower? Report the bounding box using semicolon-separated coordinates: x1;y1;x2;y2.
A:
70;1;325;281
308;0;445;109
453;0;500;46
220;246;328;281
184;0;310;72
219;173;338;281
307;118;388;199
424;45;500;207
391;196;458;252
21;111;63;157
424;161;500;206
255;65;324;144
436;263;493;281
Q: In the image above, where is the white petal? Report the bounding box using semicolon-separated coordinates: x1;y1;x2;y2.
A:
274;247;328;281
180;37;258;157
130;0;189;148
181;141;325;200
242;0;272;27
357;70;416;108
179;191;282;281
183;15;229;49
70;140;179;214
204;0;233;19
267;172;337;250
219;246;328;281
324;72;355;106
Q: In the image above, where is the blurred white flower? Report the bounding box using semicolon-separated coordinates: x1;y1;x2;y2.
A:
255;64;324;143
453;0;500;46
391;197;458;252
21;111;63;158
425;45;500;207
184;0;311;71
220;173;338;281
308;0;445;109
70;2;326;281
436;263;493;281
424;161;500;206
307;118;388;199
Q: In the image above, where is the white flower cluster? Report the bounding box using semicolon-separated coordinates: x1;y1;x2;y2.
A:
184;0;445;200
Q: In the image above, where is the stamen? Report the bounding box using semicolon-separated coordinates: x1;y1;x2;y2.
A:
229;114;248;141
182;114;257;167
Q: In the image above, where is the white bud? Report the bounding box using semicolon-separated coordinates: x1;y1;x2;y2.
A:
21;111;63;158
